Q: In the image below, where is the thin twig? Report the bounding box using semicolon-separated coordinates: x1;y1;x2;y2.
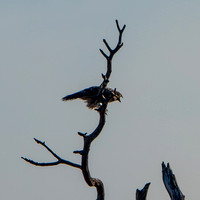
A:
103;39;112;52
21;158;60;167
34;138;62;160
22;139;81;169
100;19;126;86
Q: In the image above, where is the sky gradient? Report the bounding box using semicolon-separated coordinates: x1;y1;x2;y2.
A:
1;1;200;200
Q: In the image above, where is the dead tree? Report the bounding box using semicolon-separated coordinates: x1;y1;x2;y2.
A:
136;162;185;200
136;183;151;200
21;20;186;200
22;20;126;200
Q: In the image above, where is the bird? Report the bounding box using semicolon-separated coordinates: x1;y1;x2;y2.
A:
62;86;122;109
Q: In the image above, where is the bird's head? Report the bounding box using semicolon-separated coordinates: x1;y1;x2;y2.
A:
113;88;123;102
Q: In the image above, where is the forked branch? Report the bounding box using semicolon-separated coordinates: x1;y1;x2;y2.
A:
76;20;126;199
21;138;81;169
99;20;126;89
22;20;126;200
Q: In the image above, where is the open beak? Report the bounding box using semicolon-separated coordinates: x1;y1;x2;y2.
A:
117;97;121;102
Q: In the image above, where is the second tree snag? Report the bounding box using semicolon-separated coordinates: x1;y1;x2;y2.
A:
136;183;151;200
22;20;126;200
136;163;185;200
162;162;185;200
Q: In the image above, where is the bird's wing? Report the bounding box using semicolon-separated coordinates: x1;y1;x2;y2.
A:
62;86;99;101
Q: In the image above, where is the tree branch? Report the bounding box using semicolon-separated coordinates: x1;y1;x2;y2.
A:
33;138;62;160
21;158;61;167
103;39;112;52
162;162;185;200
80;103;107;188
76;20;125;200
22;138;81;169
22;20;125;200
99;19;126;87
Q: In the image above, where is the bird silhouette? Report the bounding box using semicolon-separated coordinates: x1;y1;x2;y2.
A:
62;86;122;109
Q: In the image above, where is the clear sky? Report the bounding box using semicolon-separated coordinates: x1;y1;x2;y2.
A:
1;1;200;200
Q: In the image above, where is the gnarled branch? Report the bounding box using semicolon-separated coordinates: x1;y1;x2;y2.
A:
22;20;126;200
162;162;185;200
21;138;81;169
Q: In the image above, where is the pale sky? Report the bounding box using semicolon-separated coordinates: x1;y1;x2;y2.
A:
1;1;200;200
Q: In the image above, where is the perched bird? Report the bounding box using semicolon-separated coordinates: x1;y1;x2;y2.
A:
62;86;122;109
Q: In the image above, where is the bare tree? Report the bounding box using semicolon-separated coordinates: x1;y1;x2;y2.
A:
22;21;185;200
22;20;126;200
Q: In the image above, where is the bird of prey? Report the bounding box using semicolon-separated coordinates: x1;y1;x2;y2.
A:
62;86;122;109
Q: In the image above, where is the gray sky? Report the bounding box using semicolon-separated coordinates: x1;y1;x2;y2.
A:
1;1;200;199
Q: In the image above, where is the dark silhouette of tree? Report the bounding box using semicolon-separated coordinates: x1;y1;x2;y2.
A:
162;162;185;200
22;20;185;200
137;162;184;200
22;20;126;200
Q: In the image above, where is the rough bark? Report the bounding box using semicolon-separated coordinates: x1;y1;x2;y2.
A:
162;162;185;200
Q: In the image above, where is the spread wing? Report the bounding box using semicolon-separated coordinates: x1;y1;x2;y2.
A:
62;86;99;101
